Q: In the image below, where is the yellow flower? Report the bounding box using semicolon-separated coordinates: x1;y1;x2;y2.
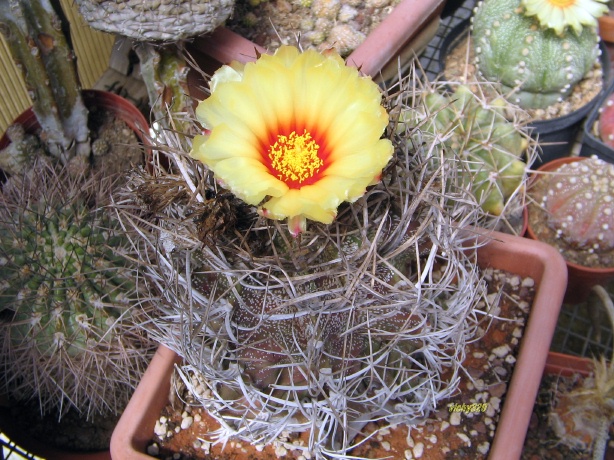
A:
191;46;393;236
521;0;608;35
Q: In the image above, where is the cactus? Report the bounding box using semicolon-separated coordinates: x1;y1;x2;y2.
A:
116;61;511;457
134;43;193;133
0;160;155;419
75;0;235;41
598;92;614;148
0;0;90;162
0;124;46;176
471;0;602;109
535;156;614;264
403;84;530;217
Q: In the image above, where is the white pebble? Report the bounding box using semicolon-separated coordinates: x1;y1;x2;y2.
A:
522;277;534;287
381;441;391;451
146;444;159;456
154;420;167;437
413;442;425;458
457;433;471;446
181;416;193;430
450;412;462;426
478;442;490;455
491;344;511;359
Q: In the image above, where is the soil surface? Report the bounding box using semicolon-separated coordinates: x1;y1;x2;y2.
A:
443;36;604;122
225;0;401;57
147;267;535;459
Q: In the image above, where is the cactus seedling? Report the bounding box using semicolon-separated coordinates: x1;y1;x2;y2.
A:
0;161;155;419
471;0;605;110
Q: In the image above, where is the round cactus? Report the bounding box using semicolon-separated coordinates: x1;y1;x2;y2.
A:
598;92;614;148
0;161;155;419
75;0;235;41
404;84;529;217
471;0;601;109
537;157;614;260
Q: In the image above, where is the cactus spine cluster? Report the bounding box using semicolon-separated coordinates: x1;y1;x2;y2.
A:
471;0;601;109
538;157;614;262
404;84;529;217
0;162;154;419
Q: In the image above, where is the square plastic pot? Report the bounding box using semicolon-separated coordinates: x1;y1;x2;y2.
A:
580;78;614;164
110;231;568;460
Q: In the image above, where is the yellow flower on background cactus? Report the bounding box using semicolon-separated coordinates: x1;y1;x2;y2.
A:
521;0;608;35
191;45;393;236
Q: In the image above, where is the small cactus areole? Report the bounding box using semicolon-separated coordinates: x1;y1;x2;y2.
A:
537;157;614;266
471;0;601;109
598;92;614;148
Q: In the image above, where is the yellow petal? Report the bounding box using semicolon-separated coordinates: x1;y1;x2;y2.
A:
214;157;287;204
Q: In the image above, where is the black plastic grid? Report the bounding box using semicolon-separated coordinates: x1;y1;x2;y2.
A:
551;291;614;360
418;0;477;81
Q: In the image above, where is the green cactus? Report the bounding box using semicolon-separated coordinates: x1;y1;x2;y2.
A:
405;85;529;216
0;162;154;419
0;0;91;162
471;0;601;109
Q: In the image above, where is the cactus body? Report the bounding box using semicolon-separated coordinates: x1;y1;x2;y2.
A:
539;157;614;254
471;0;601;109
1;202;130;354
598;93;614;148
0;163;154;419
0;0;91;161
190;232;419;397
75;0;235;41
407;85;528;216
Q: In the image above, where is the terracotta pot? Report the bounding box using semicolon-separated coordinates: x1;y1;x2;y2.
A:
0;89;150;152
111;230;568;460
187;0;444;80
526;156;614;304
544;351;594;377
0;89;150;460
599;11;614;44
